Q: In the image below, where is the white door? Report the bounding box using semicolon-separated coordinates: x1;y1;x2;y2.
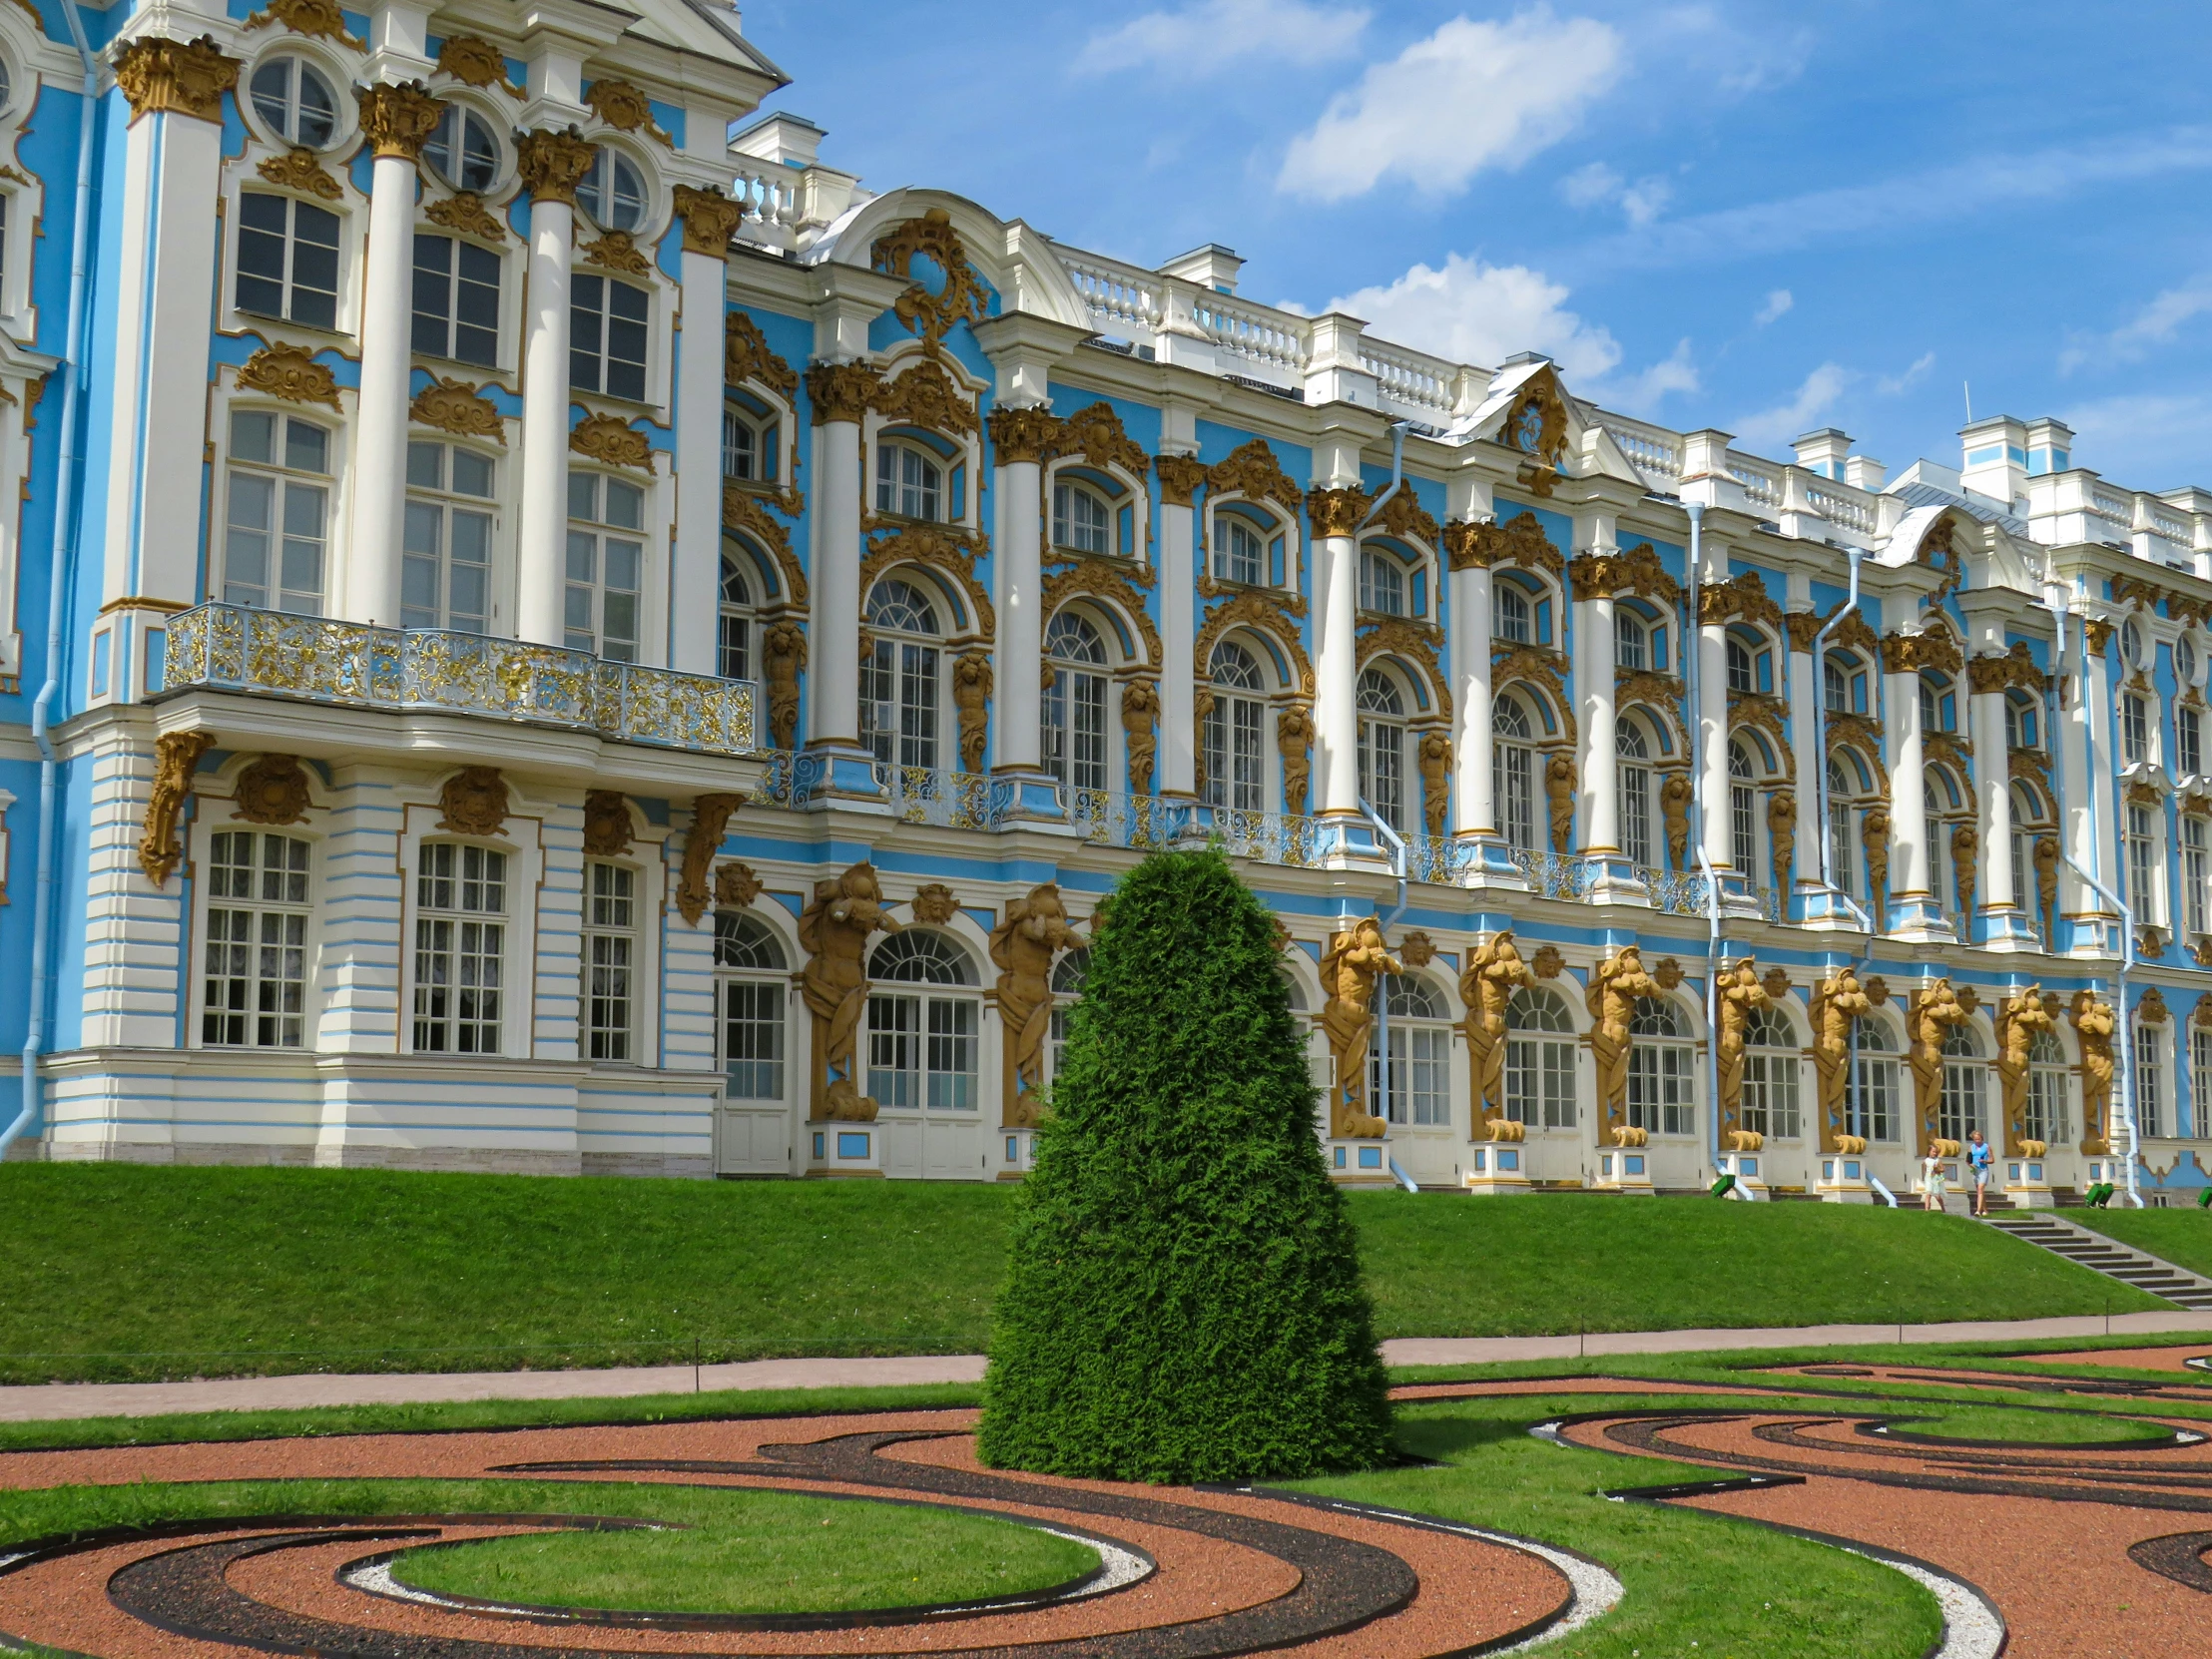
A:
718;1106;790;1176
881;1116;924;1179
923;1118;983;1179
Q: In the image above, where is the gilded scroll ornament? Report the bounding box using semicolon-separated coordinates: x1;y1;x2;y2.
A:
569;413;655;473
1714;958;1772;1145
715;860;763;908
1277;703;1315;815
1194;590;1315;699
1319;919;1402;1137
515;129;595;204
581;231;652;276
987;404;1060;466
435;34;522;94
871;209;991;349
1398;931;1438;967
1660;772;1693;867
1881;627;1963;676
1807;968;1871;1151
425;191;506;243
2139;985;2171;1025
237;343;342;411
245;0;360;46
672;186;745;258
1544;753;1576;853
1587;946;1661;1132
1357;619;1450;717
1697;572;1783;630
1156;453;1207;506
256;148;341;200
952;651;992;773
357;82;443;161
799;863;902;1121
1502;368;1570;468
2070;989;2116;1153
1950;822;1979;920
674;795;740;925
724;489;807;602
1307;485;1369;540
1206;438;1303;510
137;731;218;886
862;525;995;640
1373;488;1440;546
1459;931;1533;1124
1446;511;1562;575
1043;561;1160;660
410;378;504;444
2082;618;2115;655
437;767;509;837
115;36;238;123
583;79;673;145
1729;692;1792;779
1492;645;1577;747
1908;979;1971;1153
1531;945;1566;979
909;883;959;925
231;754;310;826
1569;542;1680;607
1992;983;2054;1154
1768;790;1797;884
726;311;800;398
1054;402;1149;478
991;885;1085;1127
805;360;880;425
1121;678;1159;793
871;357;978;437
760;621;806;752
1967;641;2050;697
582;790;633;857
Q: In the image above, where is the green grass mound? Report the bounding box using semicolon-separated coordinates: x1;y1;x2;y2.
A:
979;849;1392;1482
2070;1205;2212;1280
391;1489;1097;1616
1876;1405;2178;1446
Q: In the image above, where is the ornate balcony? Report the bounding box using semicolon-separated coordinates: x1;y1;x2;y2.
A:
158;604;758;758
1509;848;1598;899
1636;864;1713;917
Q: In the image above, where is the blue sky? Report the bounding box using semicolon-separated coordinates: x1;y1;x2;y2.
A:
738;0;2212;489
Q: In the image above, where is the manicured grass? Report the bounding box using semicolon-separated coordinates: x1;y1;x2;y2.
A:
2072;1204;2212;1277
1875;1405;2176;1444
0;1166;2165;1383
391;1486;1096;1615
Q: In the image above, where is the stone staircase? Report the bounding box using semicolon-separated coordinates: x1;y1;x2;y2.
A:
1981;1212;2212;1311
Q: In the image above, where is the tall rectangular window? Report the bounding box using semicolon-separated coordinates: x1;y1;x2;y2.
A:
1203;694;1265;814
2187;817;2209;937
2182;708;2204;777
225;409;330;614
2122;694;2149;765
403;441;494;632
411;234;500;366
566;473;645;661
237;192;340;330
202;830;311;1048
1830;802;1855;894
1620;766;1651;864
1496;745;1535;852
571;273;649;401
2136;1023;2165;1139
2127;805;2159;926
412;842;505;1054
2193;1029;2212;1138
583;861;635;1062
1627;1044;1694;1135
1373;1026;1449;1127
1731;784;1756;877
1853;1050;1899;1143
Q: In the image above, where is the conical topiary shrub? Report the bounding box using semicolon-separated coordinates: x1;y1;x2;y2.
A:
976;848;1393;1482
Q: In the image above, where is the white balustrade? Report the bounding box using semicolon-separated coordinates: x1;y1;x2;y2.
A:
1729;458;1782;508
1360;341;1455;415
729;164;803;240
1193;292;1310;373
1059;252;1164;338
1806;483;1876;535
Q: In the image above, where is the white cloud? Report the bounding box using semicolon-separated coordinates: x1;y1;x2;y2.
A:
1731;362;1851;448
1560;161;1620;208
1278;9;1624;202
1617;175;1671;227
2057;392;2212;489
2058;274;2212;374
1327;253;1621;380
1559;160;1669;225
1877;350;1936;395
1079;0;1370;77
1754;288;1793;326
1596;337;1700;415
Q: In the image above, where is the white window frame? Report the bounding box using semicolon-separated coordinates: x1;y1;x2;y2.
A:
1938;1027;1987;1144
193;826;318;1051
715;909;793;1104
582;858;641;1064
219;403;336;616
398;805;543;1064
1357;668;1407;831
1369;975;1451;1129
861;577;946;773
565;470;648;662
1627;1000;1696;1137
1204;640;1269;814
865;931;982;1112
402;439;499;633
2135;1021;2167;1139
1504;986;1577;1129
1741;1006;1801;1140
1042;611;1111;794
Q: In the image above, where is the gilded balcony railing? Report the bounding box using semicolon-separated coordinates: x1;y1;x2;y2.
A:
879;764;1012;830
1509;848;1597;899
1406;832;1477;884
159;604;758;757
1210;806;1324;867
1069;789;1194;850
1637;864;1713;917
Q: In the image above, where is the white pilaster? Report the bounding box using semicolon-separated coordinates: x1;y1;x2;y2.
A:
1576;593;1619;851
990;420;1048;774
1314;522;1361;816
1453;560;1494;831
1887;665;1931;898
1972;681;2023;932
672;244;729;675
514;132;590;647
807;384;867;746
1698;619;1730;868
347;116;434;626
1157;466;1199;795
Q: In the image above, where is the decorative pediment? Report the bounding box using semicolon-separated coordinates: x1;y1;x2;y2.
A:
1371;487;1440;547
256;148;341;201
1445;510;1563;576
425;191;506;243
1042;560;1162;667
246;0;361;47
1881;627;1963;676
569;412;654;472
1204;438;1301;511
436;34;522;95
1195;590;1315;699
870;357;978;437
727;311;799;399
1698;571;1782;630
583;79;674;146
1052;401;1148;479
2139;985;2171;1025
581;231;651;276
237;343;342;410
1924;732;1973;776
1569;541;1680;607
871;209;991;350
862;524;995;641
410;377;505;445
1490;645;1578;747
1356;618;1449;718
1728;691;1794;780
1784;604;1880;656
1967;641;2050;696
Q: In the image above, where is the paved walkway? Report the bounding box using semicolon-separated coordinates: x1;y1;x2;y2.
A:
1;1312;2204;1423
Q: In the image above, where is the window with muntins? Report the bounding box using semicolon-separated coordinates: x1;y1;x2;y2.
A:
1493;695;1537;852
2184;708;2204;777
1850;1023;1900;1143
202;830;310;1048
403;441;494;633
1359;548;1406;616
866;932;979;1110
2122;694;2149;765
1616;722;1652;866
225;409;330;615
411;235;500;367
1726;639;1754;695
423;105;498;193
1627;998;1695;1135
249;56;337;147
1740;1004;1801;1139
1216;516;1264;585
860;579;942;772
571;274;649;402
718;556;753;681
1615;614;1647;672
2026;1029;2069;1144
1203;642;1265;813
1042;612;1109;792
1729;742;1757;878
715;912;786;1100
1053;482;1110;554
583;860;636;1062
2126;805;2159;926
2194;1029;2212;1138
565;473;645;661
1494;584;1531;645
2186;816;2208;936
1046;947;1088;1089
723;404;779;483
1370;975;1449;1127
1938;1025;1985;1143
237;192;339;330
576;146;646;232
1505;986;1576;1128
2135;1022;2166;1138
1356;670;1405;830
875;442;942;521
412;842;505;1054
1824;658;1848;713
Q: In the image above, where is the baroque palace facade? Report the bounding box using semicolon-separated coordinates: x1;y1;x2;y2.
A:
0;0;2207;1201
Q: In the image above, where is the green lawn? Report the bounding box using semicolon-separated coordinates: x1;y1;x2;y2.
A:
2072;1204;2212;1277
0;1166;2165;1383
1874;1405;2176;1444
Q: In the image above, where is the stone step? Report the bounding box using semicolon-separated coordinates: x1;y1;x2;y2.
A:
1979;1212;2212;1309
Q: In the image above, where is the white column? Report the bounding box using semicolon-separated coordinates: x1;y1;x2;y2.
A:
347;85;443;626
1886;658;1931;898
514;131;592;647
1312;499;1362;817
1575;592;1619;851
1157;457;1202;795
1452;556;1494;831
804;363;873;746
2063;625;2110;926
1971;674;2019;920
988;406;1053;774
671;190;743;675
1698;619;1730;869
1785;625;1819;886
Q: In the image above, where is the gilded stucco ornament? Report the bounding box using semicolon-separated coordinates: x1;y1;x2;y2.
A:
1730;692;1793;781
1881;628;1963;676
1397;931;1438;968
1491;645;1577;746
727;311;800;399
1120;678;1159;793
1371;487;1440;546
1445;511;1563;575
1860;806;1892;894
1276;703;1315;814
1950;822;1979;919
1992;983;2055;1154
1319;919;1403;1138
1193;590;1315;700
1206;438;1303;511
871;358;979;437
1502;367;1570;470
724;489;808;602
582;791;633;858
1768;790;1798;883
137;731;218;886
1459;931;1533;1125
1698;572;1784;630
871;209;992;350
1967;641;2050;696
991;885;1085;1128
2082;618;2116;656
1925;732;1973;775
951;651;992;773
1306;485;1369;540
357;82;443;161
569;413;655;473
760;621;806;752
1587;946;1661;1132
805;360;880;425
231;754;310;826
1916;515;1965;603
257;148;341;201
862;525;995;641
1042;562;1161;662
1155;453;1207;506
410;378;504;444
1807;967;1870;1150
1908;979;1972;1153
673;186;745;258
425;191;506;243
515;129;595;204
2070;989;2116;1154
245;0;361;47
799;863;902;1121
987;403;1059;466
237;343;342;411
1544;753;1575;852
1417;731;1452;836
583;78;673;146
1660;772;1694;867
675;795;741;926
1531;945;1566;979
1569;542;1680;607
2034;835;2060;941
1714;958;1772;1146
1054;401;1149;478
581;231;651;276
437;767;509;837
909;883;959;925
435;34;522;95
115;36;240;124
715;860;764;909
1652;957;1687;991
1356;621;1449;717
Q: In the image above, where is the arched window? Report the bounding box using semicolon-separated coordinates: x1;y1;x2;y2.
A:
718;555;753;681
249;55;338;148
1728;741;1758;878
576;146;647;233
1938;1024;1986;1143
1616;613;1648;672
1359;547;1406;616
1215;513;1267;586
1370;975;1449;1127
2025;1028;2069;1145
1042;612;1109;793
1053;481;1111;555
1616;721;1653;866
1505;985;1575;1128
876;440;943;522
861;579;942;771
1741;1005;1801;1140
1204;641;1266;813
1046;947;1088;1088
1357;669;1405;830
225;407;331;615
866;931;980;1111
714;912;786;1100
1495;584;1531;645
423;105;499;193
1493;694;1537;851
1726;638;1754;695
1628;998;1696;1136
1850;1019;1900;1143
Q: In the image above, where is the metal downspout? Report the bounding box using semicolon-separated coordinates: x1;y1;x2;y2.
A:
5;2;99;1159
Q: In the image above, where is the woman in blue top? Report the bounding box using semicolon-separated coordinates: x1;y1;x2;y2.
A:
1966;1129;1994;1216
